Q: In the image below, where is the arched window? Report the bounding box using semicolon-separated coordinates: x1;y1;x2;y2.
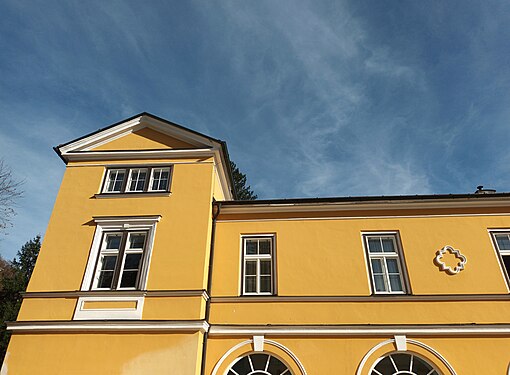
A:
227;353;293;375
371;353;440;375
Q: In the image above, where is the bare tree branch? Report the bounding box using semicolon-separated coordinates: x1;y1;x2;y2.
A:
0;160;23;232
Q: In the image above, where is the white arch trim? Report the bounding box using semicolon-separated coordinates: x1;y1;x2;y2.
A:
211;338;307;375
356;338;457;375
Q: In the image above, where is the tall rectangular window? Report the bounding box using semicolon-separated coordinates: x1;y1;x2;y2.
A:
92;230;148;290
491;231;510;284
363;233;407;294
242;236;275;295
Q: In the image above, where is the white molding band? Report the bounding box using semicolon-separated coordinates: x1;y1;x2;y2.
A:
73;296;145;320
210;293;510;303
208;324;510;337
7;320;209;333
22;289;209;299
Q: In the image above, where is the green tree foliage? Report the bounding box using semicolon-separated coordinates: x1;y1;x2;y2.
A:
230;161;257;200
0;236;41;364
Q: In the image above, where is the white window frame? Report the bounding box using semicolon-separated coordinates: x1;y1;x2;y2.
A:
81;216;161;292
362;232;408;295
125;168;148;192
489;229;510;290
241;234;275;296
148;167;171;192
100;166;172;194
102;169;126;193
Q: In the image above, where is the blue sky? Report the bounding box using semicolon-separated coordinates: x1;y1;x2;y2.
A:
1;1;510;259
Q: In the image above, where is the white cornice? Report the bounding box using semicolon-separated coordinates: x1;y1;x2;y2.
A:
219;197;510;214
59;115;218;153
59;116;144;153
62;148;216;162
208;324;510;337
8;320;209;333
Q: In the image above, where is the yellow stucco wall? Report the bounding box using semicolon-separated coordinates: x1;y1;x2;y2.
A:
209;299;510;325
3;332;203;375
212;214;510;297
205;336;510;375
27;158;215;293
142;296;206;320
17;298;77;321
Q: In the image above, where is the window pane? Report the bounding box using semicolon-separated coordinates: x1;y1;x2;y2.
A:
392;353;411;370
374;275;386;292
101;255;117;270
106;170;125;192
260;276;271;293
128;169;147;192
389;275;403;291
371;258;383;273
129;234;146;249
382;238;395;252
267;356;287;374
496;234;510;250
245;260;257;275
502;255;510;275
259;239;271;254
150;168;170;191
250;354;269;370
232;356;251;374
245;276;256;293
386;258;399;273
105;235;121;250
120;270;138;288
124;253;142;270
97;270;114;288
412;355;434;373
374;356;393;372
260;260;272;275
368;238;382;253
245;240;257;255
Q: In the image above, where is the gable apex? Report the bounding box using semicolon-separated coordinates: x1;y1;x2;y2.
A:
54;113;236;200
57;112;224;153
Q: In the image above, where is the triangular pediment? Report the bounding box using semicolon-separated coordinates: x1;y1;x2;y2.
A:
55;113;235;200
91;127;198;151
58;113;218;153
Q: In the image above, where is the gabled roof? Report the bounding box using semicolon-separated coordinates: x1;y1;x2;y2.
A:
54;112;236;199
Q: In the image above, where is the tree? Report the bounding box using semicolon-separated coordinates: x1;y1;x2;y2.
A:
0;160;23;232
230;161;257;200
0;236;41;364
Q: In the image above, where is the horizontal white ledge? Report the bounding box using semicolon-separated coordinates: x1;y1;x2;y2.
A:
210;294;510;303
8;320;209;333
208;324;510;337
22;289;209;300
62;148;216;162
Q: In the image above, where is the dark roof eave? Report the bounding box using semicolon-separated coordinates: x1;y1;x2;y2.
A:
218;192;510;206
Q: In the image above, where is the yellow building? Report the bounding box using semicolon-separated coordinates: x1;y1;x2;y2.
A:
3;113;510;374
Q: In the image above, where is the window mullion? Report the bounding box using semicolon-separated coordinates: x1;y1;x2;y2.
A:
256;258;261;294
381;255;391;292
120;168;128;193
113;232;129;289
